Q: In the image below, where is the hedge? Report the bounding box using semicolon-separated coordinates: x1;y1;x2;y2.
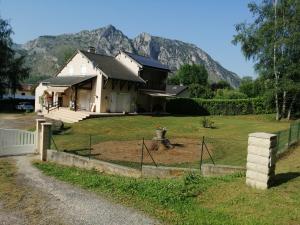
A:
166;97;273;115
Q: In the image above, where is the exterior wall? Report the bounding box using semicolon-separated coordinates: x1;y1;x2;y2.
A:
101;79;138;113
115;52;141;76
57;52;98;76
36;51;103;113
35;83;47;112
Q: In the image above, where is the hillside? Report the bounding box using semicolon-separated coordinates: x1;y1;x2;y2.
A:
19;25;241;87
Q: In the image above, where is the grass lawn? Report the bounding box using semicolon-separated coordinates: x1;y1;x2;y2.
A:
53;114;291;166
34;145;300;225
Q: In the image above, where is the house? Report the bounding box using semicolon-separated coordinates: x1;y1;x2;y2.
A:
35;48;173;118
166;85;189;98
2;84;35;100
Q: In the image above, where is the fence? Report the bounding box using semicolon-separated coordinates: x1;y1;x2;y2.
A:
276;121;300;155
0;128;36;156
51;133;243;170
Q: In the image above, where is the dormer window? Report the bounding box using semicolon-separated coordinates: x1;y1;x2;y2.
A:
81;65;87;75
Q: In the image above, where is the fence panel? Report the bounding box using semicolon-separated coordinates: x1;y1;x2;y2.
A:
276;121;300;155
0;128;36;156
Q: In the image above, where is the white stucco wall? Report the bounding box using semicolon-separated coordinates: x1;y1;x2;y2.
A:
57;52;98;76
35;83;47;112
115;52;141;76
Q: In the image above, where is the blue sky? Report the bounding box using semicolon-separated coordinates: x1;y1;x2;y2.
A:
0;0;257;77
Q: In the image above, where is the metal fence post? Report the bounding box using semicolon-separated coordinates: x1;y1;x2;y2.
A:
288;124;292;147
297;122;300;141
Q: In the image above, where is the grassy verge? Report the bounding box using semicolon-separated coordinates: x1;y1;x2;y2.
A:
34;146;300;225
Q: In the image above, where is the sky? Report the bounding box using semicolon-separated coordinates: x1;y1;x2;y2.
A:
0;0;258;77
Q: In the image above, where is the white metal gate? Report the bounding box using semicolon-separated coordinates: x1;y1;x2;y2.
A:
0;128;36;156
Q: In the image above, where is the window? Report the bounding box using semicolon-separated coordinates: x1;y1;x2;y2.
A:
81;65;87;74
69;66;74;75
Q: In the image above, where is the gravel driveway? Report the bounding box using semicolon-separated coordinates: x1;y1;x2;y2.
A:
0;155;159;225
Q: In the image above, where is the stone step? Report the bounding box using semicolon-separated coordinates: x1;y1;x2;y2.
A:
57;108;90;117
50;111;88;121
44;114;77;123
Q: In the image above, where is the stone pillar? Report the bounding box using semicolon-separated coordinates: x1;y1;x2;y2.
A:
246;132;277;190
41;123;52;161
36;119;46;154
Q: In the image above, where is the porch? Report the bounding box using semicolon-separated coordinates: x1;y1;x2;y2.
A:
41;75;97;114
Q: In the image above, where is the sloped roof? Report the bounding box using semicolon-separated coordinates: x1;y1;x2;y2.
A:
124;52;170;71
42;75;96;86
80;50;145;83
166;85;188;95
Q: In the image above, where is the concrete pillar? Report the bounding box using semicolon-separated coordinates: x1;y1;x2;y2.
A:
41;123;52;161
246;132;277;190
36;119;46;154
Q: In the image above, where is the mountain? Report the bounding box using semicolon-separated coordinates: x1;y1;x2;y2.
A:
18;25;241;87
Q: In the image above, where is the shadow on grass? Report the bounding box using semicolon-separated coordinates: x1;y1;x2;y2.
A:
271;172;300;187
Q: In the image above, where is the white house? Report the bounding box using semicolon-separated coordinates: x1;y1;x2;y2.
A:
35;48;173;119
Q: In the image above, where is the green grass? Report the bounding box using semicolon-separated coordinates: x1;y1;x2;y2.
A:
53;114;290;166
34;145;300;225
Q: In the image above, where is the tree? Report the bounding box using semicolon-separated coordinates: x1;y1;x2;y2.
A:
0;17;29;97
233;0;300;120
171;64;208;86
210;80;231;91
189;84;213;98
239;77;256;97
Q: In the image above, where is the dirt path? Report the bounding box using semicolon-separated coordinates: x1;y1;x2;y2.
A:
0;155;159;225
0;113;38;129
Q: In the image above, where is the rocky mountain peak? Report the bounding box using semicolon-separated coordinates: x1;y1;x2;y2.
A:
17;25;241;87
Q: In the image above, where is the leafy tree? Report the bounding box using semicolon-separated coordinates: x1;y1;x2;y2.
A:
210;80;232;91
233;0;300;120
168;64;212;98
0;17;29;97
189;84;213;98
239;76;256;97
171;64;208;86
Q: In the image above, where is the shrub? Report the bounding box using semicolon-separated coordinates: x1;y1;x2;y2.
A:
166;97;273;115
214;89;248;99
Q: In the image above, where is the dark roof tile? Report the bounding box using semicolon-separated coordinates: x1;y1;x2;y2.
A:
166;85;188;95
80;50;145;83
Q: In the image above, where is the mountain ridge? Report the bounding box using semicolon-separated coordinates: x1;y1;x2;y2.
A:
17;25;241;87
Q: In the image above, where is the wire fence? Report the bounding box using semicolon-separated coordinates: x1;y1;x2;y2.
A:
51;133;246;170
276;121;300;155
50;121;300;170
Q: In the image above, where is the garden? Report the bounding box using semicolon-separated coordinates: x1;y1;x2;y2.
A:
51;114;291;169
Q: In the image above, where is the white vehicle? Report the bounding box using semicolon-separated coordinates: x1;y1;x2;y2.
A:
15;102;34;111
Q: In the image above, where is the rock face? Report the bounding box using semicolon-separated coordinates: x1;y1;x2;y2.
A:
18;25;241;87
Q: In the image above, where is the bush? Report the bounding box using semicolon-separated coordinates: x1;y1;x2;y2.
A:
166;97;273;115
214;89;248;99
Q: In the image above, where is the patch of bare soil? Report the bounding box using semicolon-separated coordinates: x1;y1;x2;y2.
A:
92;138;212;165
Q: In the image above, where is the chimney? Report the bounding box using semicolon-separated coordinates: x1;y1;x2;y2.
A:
88;46;96;53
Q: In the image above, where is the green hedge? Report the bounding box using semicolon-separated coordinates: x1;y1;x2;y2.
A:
166;97;272;115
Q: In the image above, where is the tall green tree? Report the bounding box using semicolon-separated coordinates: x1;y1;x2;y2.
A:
169;64;208;86
168;64;212;98
233;0;300;120
0;17;29;97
